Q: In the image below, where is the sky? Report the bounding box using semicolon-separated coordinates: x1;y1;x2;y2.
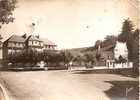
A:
0;0;139;49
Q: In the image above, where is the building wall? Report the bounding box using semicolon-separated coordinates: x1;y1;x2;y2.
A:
3;41;26;60
102;51;114;60
28;40;43;47
114;42;128;60
2;36;57;60
8;42;25;48
43;45;56;50
29;47;43;52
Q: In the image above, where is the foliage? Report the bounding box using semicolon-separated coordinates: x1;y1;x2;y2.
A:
130;29;139;71
83;53;95;63
118;18;134;43
118;19;139;73
102;35;117;48
95;40;102;49
73;55;83;65
85;35;117;52
95;53;101;61
7;49;42;67
0;0;16;28
63;51;74;63
118;19;138;60
7;49;75;67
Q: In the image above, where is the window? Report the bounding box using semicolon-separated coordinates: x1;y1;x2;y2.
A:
18;43;20;46
14;42;16;46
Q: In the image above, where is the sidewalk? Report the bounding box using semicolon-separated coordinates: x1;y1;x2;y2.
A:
69;66;133;71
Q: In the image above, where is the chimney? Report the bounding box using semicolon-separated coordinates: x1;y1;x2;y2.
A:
22;34;27;38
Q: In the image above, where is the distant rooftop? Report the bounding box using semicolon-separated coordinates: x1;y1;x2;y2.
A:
3;33;57;46
28;35;43;42
41;38;56;46
8;35;27;43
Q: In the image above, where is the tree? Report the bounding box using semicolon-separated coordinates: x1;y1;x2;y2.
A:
118;19;139;73
73;55;83;66
131;29;139;72
83;53;95;68
59;51;73;65
118;18;134;43
118;19;134;60
95;40;102;49
64;51;73;63
0;35;2;40
102;35;117;48
95;52;101;61
0;0;16;28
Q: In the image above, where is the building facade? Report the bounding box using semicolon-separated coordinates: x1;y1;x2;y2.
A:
114;41;128;60
3;35;26;59
1;34;57;60
42;38;57;51
27;35;44;52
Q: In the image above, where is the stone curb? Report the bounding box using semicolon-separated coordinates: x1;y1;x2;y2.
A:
0;83;9;100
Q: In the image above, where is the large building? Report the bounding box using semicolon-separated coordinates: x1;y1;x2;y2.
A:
1;34;57;60
27;35;44;52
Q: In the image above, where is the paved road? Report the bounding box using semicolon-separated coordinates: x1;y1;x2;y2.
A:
0;70;138;100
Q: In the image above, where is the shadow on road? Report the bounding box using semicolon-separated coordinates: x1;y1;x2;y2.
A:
104;80;139;100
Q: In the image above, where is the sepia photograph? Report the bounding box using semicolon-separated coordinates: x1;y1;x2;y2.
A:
0;0;139;100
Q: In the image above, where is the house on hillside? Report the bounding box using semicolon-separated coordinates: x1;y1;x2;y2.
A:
3;35;27;59
105;41;129;67
1;34;57;60
114;41;128;61
97;41;128;61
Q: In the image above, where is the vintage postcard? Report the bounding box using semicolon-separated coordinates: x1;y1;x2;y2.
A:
0;0;139;100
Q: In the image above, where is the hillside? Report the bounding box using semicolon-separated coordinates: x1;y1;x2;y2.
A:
61;47;90;56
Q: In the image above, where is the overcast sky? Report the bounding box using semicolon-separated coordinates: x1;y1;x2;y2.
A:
0;0;139;49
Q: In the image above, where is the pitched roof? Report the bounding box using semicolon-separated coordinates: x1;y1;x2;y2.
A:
28;35;43;42
41;38;56;46
8;35;27;43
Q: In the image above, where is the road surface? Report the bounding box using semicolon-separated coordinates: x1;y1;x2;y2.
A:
0;70;138;100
